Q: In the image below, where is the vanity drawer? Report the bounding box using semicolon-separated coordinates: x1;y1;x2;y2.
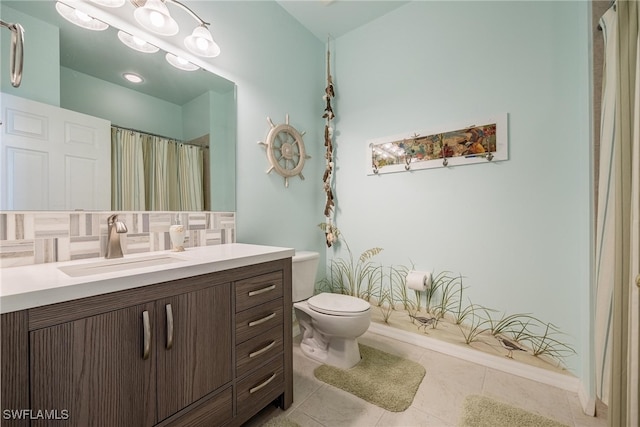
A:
160;386;232;427
235;271;283;312
236;298;283;344
236;354;284;416
236;325;283;377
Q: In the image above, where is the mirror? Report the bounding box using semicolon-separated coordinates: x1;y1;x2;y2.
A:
0;0;236;211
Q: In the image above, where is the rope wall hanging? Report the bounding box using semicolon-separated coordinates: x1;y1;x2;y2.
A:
322;38;337;247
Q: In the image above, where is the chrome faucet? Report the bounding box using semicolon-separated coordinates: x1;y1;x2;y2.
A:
106;214;127;259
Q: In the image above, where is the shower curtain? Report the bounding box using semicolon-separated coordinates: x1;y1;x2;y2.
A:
594;1;639;426
111;128;145;210
112;127;204;211
177;143;204;211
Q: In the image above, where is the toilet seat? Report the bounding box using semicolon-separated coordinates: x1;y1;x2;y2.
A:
308;293;370;316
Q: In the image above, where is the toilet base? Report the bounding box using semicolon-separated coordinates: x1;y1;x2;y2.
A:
300;333;362;370
293;299;370;370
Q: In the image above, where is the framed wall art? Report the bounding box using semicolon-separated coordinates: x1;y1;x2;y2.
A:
367;113;508;175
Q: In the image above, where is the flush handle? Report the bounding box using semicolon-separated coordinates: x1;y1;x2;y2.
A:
248;284;276;297
142;310;151;360
248;312;276;327
166;304;174;350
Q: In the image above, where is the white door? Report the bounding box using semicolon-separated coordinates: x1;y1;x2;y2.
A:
0;92;111;210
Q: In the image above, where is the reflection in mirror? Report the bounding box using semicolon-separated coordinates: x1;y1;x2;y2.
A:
0;0;236;212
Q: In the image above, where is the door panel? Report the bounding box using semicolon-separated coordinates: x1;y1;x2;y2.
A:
156;284;232;422
1;92;110;210
30;303;156;427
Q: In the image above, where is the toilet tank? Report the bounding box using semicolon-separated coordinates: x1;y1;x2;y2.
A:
292;251;319;302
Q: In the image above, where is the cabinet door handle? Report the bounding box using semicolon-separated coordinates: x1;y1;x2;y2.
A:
165;304;174;350
249;340;276;358
248;312;276;327
142;310;151;360
249;373;277;394
248;284;276;297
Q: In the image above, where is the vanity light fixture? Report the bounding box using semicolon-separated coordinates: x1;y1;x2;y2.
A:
134;0;221;58
184;25;220;57
117;30;159;53
123;72;144;83
165;52;198;71
55;2;108;31
133;0;179;36
55;0;221;73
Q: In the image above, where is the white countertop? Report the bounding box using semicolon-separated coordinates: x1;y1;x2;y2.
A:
0;243;294;314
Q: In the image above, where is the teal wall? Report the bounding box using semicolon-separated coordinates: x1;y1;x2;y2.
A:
330;0;592;386
209;89;237;212
2;0;595;396
60;67;184;139
0;5;59;105
182;91;211;141
181;89;237;212
190;1;327;259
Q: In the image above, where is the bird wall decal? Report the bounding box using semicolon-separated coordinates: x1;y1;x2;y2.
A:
409;314;436;331
497;336;527;358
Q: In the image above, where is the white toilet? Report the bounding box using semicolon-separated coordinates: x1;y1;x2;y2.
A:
292;251;371;369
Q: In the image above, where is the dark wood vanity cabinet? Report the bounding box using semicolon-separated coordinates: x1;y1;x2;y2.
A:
30;302;159;427
155;285;233;422
1;258;292;427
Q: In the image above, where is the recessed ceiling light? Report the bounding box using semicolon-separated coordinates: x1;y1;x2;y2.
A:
123;73;144;83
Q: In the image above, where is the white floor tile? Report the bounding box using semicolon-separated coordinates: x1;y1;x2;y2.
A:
295;384;385;427
482;367;575;425
409;348;487;422
376;406;454;427
244;331;608;427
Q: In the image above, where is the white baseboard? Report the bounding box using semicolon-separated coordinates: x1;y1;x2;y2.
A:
578;383;596;416
368;322;582;394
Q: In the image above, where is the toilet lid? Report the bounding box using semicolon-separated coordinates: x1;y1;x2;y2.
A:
308;293;370;316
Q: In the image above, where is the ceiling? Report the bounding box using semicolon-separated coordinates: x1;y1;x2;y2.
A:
276;1;409;41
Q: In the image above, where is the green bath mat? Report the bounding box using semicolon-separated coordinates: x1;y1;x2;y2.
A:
314;344;426;412
458;395;569;427
261;415;300;427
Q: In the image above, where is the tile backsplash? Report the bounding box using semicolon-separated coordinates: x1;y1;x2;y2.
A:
0;211;235;268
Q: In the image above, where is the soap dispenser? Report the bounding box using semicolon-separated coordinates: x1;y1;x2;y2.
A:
169;213;186;252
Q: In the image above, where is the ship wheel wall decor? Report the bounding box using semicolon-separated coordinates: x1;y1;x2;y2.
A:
258;114;310;187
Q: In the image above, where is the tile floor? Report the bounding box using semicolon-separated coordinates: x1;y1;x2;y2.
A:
244;331;608;427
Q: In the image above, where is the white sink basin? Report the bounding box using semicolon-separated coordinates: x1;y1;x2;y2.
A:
59;254;185;277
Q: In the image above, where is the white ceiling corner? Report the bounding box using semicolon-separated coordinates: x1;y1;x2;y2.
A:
276;0;409;41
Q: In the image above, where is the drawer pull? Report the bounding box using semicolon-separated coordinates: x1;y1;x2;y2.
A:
249;340;276;358
248;312;276;327
249;373;277;394
142;310;151;360
166;304;174;350
248;284;276;297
